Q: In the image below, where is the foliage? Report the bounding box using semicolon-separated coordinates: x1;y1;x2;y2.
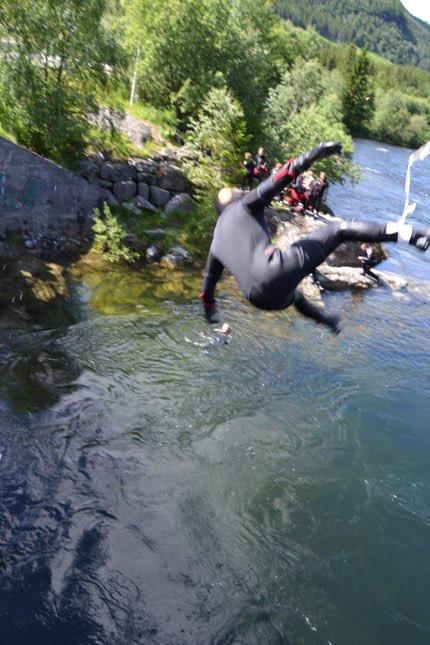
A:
93;206;138;263
263;60;358;183
123;0;282;138
341;45;375;134
0;0;125;163
184;87;247;198
274;0;430;70
370;89;430;147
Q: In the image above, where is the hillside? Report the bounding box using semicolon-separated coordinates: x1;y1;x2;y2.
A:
274;0;430;70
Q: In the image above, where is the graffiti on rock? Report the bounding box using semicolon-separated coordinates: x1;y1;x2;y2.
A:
0;171;48;212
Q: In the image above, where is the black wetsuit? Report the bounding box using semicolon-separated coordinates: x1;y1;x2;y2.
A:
201;143;430;329
254;153;269;183
201;143;407;329
242;159;255;190
310;178;328;212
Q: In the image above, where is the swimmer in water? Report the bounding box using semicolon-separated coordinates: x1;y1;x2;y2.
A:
185;322;232;350
212;322;232;344
199;141;430;331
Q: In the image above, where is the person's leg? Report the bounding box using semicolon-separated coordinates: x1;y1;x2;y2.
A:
365;267;381;282
199;251;224;323
293;290;341;333
300;220;430;275
278;219;429;326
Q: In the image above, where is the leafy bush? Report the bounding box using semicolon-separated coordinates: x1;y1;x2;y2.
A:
184;86;247;198
263;60;358;182
93;206;138;264
370;89;430;147
0;0;125;164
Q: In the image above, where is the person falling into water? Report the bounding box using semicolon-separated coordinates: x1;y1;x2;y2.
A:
199;141;430;332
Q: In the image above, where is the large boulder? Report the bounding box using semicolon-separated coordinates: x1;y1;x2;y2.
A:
137;172;155;185
156;162;189;193
101;161;135;182
133;195;157;213
96;179;114;189
164;193;195;215
113;180;137;203
119;114;152;147
78;159;100;181
134;159;157;174
150;186;171;208
138;182;149;200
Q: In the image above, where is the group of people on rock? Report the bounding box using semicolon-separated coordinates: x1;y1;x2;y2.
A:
242;149;329;214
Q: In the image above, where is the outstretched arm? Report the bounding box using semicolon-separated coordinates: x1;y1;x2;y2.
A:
243;142;342;213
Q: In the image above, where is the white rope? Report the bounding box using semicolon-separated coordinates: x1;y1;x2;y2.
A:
399;141;430;224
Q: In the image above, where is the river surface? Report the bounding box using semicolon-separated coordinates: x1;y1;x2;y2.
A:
1;139;429;644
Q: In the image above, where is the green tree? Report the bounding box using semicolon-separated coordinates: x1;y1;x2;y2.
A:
341;45;375;134
263;59;325;160
93;206;138;263
124;0;281;138
184;86;247;198
0;0;124;162
371;89;430;147
263;60;357;183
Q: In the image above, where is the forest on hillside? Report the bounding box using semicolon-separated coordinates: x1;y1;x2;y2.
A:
275;0;430;70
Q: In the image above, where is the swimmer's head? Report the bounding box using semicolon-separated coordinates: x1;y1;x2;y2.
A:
215;187;244;216
221;322;231;335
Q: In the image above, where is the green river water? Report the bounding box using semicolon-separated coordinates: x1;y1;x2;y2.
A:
0;139;429;644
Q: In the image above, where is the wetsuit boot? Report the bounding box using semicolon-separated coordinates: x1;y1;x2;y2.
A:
409;228;430;251
199;291;220;324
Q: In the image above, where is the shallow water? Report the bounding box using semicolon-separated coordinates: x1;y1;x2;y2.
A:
1;140;430;644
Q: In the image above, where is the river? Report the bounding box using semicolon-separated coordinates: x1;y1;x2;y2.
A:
0;139;429;644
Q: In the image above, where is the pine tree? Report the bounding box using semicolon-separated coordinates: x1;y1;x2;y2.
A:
341;45;375;134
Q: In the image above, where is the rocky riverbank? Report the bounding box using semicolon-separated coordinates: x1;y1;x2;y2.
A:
266;206;408;301
0;136;412;319
0;202;410;324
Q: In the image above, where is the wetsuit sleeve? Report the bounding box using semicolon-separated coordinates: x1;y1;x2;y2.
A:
242;162;297;213
243;142;342;214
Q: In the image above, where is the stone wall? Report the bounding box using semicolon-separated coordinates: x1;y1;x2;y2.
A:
0;136;104;238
